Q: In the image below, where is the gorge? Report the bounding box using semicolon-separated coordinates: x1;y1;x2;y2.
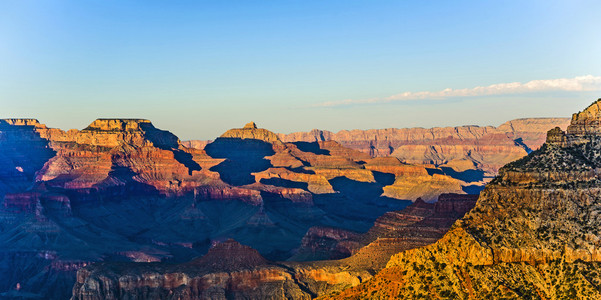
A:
0;116;568;299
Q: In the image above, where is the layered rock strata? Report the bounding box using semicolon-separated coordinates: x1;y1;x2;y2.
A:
277;118;570;175
1;117;555;299
332;99;601;299
3;119;459;299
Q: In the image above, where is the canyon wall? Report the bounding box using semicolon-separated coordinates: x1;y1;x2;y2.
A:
277;118;570;175
332;99;601;299
0;116;569;299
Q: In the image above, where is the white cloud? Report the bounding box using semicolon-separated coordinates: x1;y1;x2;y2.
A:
317;75;601;107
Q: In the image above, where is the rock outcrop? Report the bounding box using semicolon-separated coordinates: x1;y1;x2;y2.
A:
0;119;56;197
219;121;283;144
33;118;221;195
71;240;311;300
331;99;601;299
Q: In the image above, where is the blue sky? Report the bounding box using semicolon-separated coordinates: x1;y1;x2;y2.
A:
1;1;600;139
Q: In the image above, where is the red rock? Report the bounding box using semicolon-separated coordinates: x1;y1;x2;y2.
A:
279;118;571;175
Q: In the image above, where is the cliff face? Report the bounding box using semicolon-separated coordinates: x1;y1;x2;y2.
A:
0;119;56;196
71;240;312;300
278;118;570;175
71;239;367;300
31;119;222;195
332;99;601;299
291;193;478;262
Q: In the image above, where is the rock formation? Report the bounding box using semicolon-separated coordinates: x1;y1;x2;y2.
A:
277;118;570;175
0;116;566;299
291;193;478;262
331;99;601;299
3;119;458;299
33;118;222;195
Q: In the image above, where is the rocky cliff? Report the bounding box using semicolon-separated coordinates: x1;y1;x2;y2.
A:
34;118;223;195
331;99;601;299
277;118;570;176
291;193;478;262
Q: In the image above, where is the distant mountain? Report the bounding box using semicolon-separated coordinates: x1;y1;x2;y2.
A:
185;118;569;193
277;118;570;175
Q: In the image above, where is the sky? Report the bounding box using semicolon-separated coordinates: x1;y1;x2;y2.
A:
1;1;600;140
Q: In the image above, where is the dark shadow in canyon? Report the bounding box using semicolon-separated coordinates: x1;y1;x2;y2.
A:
372;171;396;186
439;167;485;183
0;121;56;193
513;137;533;153
462;184;486;194
259;178;309;190
291;142;330;155
138;122;202;174
328;176;385;203
172;150;202;174
205;138;275;186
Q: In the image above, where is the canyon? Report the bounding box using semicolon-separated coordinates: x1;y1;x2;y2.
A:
187;118;570;192
332;99;601;299
70;193;478;300
0;117;567;299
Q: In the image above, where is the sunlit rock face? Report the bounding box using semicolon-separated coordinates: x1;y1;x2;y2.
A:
333;99;601;299
278;118;570;175
567;100;601;137
219;121;284;144
34;118;220;195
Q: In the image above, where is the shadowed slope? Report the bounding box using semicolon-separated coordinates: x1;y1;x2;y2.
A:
206;138;275;186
